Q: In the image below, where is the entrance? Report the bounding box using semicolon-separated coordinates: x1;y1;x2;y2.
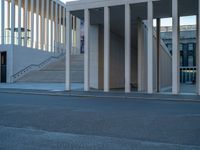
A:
0;52;7;83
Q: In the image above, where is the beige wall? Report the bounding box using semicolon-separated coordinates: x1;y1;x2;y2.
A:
97;26;125;89
138;21;172;92
159;42;172;90
13;45;58;74
98;26;104;89
0;45;58;83
109;32;125;89
138;21;147;92
89;25;99;89
90;20;172;91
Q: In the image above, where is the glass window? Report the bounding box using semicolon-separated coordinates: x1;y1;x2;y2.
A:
180;55;183;66
167;44;172;51
180;44;183;51
188;56;193;66
188;43;193;51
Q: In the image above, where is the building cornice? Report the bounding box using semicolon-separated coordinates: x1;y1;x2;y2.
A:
66;0;160;11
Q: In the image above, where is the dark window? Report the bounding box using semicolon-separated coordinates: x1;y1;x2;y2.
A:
180;44;183;51
188;43;193;51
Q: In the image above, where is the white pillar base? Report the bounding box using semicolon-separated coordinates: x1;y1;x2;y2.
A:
84;9;90;91
172;0;180;95
147;1;154;94
104;6;110;92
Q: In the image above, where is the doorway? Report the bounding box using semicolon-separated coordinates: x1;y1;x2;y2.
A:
0;52;7;83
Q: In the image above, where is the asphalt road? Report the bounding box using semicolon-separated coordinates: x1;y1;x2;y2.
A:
0;92;200;150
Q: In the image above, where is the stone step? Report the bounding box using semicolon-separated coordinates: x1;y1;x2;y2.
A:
17;71;84;83
17;54;84;83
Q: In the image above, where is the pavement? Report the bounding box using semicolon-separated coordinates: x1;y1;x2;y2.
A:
0;83;200;103
0;92;200;149
0;83;197;94
0;83;83;91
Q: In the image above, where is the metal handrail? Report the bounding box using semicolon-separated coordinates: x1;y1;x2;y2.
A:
180;66;196;69
10;53;65;82
180;66;196;83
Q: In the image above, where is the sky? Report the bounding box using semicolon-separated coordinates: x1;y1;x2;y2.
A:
159;16;196;26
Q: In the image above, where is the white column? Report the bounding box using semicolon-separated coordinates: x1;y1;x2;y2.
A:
84;9;90;91
197;0;200;95
46;0;49;51
51;0;54;52
172;0;179;94
59;5;62;52
55;3;58;52
1;0;5;44
73;16;76;53
147;0;153;94
36;0;39;49
76;18;81;54
156;18;161;92
7;1;10;31
104;6;110;92
63;7;66;52
24;0;28;47
18;0;21;46
65;11;71;91
41;0;44;50
125;4;131;93
137;21;142;91
30;0;34;48
11;0;15;45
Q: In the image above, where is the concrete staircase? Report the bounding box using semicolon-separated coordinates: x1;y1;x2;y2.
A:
17;54;84;83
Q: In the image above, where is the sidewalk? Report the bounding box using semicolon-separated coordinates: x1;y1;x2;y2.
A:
0;83;83;91
0;83;200;102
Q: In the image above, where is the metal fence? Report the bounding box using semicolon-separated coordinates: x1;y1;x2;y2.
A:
180;67;196;84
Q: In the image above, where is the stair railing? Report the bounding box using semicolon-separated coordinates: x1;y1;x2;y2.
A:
142;21;172;58
10;53;65;82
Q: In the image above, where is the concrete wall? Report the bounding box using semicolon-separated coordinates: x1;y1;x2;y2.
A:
98;26;104;89
13;46;58;75
153;30;172;91
89;25;99;89
159;42;172;90
110;32;125;89
0;45;14;83
0;45;59;83
97;26;125;90
138;21;172;92
138;22;148;92
90;20;172;91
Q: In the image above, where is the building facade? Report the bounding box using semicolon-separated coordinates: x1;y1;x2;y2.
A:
161;25;196;84
65;0;200;95
0;0;200;95
0;0;81;83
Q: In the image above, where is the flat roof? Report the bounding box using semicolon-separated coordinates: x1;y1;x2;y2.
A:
66;0;159;11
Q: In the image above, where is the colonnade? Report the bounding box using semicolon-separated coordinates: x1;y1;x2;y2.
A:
65;1;155;93
0;0;68;52
65;0;200;95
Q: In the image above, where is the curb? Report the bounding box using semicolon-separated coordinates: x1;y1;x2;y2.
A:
0;89;200;103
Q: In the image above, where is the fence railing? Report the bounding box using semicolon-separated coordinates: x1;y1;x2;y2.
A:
180;66;196;84
10;53;65;82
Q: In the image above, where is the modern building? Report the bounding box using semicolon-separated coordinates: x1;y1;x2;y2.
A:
0;0;82;83
161;25;196;84
0;0;200;95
